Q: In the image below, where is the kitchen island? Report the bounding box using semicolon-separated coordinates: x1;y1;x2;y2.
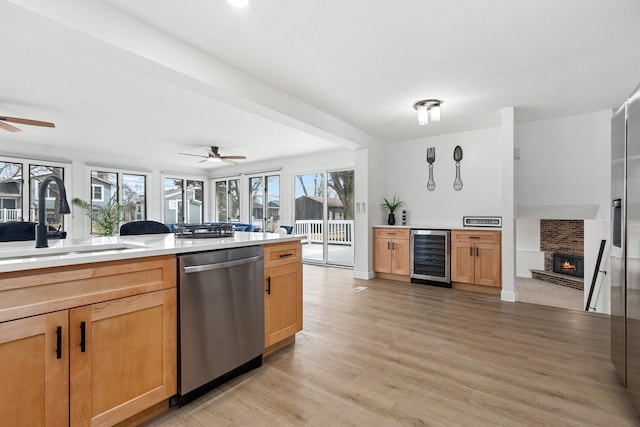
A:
0;231;302;273
0;232;303;426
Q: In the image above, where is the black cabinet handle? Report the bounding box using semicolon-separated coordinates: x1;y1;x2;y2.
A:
470;247;473;256
476;247;479;257
388;242;390;250
80;321;86;353
266;277;271;295
279;253;293;258
56;326;62;359
469;236;480;239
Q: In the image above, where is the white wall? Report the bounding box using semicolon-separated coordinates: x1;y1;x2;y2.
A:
385;127;503;229
515;110;612;216
515;219;543;278
514;110;612;313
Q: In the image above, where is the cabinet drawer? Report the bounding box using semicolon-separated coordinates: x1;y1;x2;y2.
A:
452;230;501;244
0;256;176;324
264;241;302;268
374;228;410;240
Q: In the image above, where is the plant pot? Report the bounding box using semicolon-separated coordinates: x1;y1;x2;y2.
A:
387;213;396;226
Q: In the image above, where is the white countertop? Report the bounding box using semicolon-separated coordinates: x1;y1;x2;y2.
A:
0;232;303;273
373;225;502;231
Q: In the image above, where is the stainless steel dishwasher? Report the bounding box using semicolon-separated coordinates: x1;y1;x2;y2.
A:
175;245;264;406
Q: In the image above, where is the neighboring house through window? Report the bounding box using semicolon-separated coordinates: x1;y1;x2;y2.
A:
92;184;104;202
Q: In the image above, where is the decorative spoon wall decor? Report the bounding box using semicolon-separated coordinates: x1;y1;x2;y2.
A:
453;145;463;191
426;147;436;191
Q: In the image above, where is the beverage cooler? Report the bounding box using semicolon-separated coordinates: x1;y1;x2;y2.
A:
410;229;451;287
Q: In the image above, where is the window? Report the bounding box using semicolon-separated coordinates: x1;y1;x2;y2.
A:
249;174;280;232
88;169;148;234
0;159;68;226
91;184;104;201
164;177;204;224
214;178;240;222
0;161;23;222
30;165;65;227
122;174;146;223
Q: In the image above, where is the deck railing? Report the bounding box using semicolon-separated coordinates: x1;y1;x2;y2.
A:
294;220;354;245
0;208;22;222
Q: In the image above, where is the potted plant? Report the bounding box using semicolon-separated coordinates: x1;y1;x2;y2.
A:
72;195;123;236
381;196;404;225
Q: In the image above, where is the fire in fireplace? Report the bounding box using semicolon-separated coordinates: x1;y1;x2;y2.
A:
553;253;584;278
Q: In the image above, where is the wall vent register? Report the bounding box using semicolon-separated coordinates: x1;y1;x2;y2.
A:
463;216;502;228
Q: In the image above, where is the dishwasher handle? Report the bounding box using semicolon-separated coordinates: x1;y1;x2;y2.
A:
182;255;264;274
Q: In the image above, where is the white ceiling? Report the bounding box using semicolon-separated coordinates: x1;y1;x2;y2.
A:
1;0;639;173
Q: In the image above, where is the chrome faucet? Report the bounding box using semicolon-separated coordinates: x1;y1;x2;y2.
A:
36;175;71;248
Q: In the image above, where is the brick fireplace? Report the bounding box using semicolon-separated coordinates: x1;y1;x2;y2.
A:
531;219;584;290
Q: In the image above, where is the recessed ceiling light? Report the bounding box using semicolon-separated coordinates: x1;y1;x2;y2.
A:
227;0;249;8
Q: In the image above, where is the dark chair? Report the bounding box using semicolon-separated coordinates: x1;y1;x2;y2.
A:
232;223;255;232
119;220;171;236
0;221;67;242
0;221;38;242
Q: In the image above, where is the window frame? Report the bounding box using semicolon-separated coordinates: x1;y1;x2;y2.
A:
162;175;206;225
213;177;241;223
0;157;70;226
247;172;281;232
86;167;149;235
91;184;104;202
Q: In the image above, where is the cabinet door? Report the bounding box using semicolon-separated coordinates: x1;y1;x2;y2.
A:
70;289;176;427
265;262;303;348
452;242;475;284
475;243;502;287
374;237;392;273
392;239;411;276
0;311;69;427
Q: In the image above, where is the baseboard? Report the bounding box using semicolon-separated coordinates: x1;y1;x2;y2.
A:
264;335;296;357
452;281;501;295
353;269;375;280
376;273;410;283
501;289;517;302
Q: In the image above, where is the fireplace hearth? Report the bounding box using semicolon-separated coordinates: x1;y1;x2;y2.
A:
553;253;584;278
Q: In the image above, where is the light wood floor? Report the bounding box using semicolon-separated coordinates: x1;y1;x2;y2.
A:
145;265;640;426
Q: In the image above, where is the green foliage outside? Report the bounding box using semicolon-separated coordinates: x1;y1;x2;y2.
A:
72;195;123;236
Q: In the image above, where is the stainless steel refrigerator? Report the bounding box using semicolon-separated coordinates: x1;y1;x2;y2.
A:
611;83;640;409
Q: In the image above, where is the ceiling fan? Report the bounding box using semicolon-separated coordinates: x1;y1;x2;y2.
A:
179;146;247;163
0;116;55;132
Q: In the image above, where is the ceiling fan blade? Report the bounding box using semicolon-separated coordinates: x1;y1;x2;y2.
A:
198;158;209;163
0;121;21;132
178;152;207;158
221;155;247;160
0;116;55;128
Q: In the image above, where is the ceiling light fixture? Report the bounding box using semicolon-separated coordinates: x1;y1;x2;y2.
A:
207;156;223;163
227;0;249;8
413;99;443;126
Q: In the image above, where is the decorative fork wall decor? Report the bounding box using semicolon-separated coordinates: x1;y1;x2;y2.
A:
426;147;436;191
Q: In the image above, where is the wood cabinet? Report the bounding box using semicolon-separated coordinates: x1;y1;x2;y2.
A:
0;311;69;427
0;256;177;427
263;241;303;352
451;230;502;294
373;227;410;281
70;289;176;426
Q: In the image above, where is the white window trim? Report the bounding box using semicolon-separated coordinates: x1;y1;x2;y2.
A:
91;184;104;202
162;173;207;224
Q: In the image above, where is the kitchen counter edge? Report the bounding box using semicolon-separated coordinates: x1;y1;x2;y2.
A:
0;232;303;273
